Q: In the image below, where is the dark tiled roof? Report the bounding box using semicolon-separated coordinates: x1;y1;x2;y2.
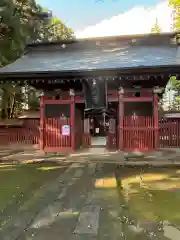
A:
0;33;179;75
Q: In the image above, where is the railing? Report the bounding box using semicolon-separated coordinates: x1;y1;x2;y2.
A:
122;116;154;151
1;117;180;151
0;119;40;146
159;118;180;148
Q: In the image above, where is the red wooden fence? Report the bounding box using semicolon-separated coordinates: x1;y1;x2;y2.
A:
0;119;39;146
122;116;154;151
1;117;180;151
159;118;180;148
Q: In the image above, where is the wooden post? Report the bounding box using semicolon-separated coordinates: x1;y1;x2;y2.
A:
70;89;76;151
119;87;124;150
153;93;159;149
39;95;45;151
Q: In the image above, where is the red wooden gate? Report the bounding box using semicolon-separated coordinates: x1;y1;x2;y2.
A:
122;116;154;151
40;94;75;153
44;118;71;152
118;89;158;152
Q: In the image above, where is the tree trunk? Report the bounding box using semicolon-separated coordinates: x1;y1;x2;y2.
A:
1;87;9;119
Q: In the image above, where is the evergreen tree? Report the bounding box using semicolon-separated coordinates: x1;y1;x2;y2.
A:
151;18;161;33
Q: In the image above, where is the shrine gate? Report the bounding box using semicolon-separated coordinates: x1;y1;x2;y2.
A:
0;33;180;153
38;88;158;152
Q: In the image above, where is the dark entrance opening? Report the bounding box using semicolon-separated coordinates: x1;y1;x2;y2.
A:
86;102;118;147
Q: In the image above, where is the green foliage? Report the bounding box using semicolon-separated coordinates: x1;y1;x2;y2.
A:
169;0;180;8
151;18;161;33
170;76;180;90
169;0;180;31
169;76;180;110
156;1;180;110
39;16;74;42
27;86;42;110
167;0;180;109
0;0;74;119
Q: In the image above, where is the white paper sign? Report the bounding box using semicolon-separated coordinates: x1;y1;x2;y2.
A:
62;125;70;136
95;128;99;133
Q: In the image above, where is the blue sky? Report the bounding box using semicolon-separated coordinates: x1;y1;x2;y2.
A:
37;0;162;32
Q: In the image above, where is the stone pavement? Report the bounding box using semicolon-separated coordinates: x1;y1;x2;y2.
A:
1;161;122;240
0;144;39;160
1;161;180;240
2;147;180;166
0;162;129;240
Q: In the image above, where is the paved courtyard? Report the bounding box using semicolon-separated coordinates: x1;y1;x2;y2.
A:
1;159;180;240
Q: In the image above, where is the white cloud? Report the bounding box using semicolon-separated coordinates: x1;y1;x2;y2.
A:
75;1;173;38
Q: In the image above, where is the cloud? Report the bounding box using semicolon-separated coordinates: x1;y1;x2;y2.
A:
75;1;173;38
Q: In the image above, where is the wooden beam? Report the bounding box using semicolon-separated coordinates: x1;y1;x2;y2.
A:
70;89;76;151
119;87;124;150
39;95;45;151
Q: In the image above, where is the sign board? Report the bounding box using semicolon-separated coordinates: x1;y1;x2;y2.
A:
62;125;70;136
95;128;99;134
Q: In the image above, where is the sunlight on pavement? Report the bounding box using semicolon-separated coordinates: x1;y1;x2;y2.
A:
58;210;79;217
122;173;169;184
163;221;180;240
95;177;117;188
118;168;180;229
122;173;180;191
31;209;79;228
0;164;14;168
37;166;64;171
22;160;44;164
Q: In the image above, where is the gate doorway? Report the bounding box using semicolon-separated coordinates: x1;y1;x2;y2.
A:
90;115;107;147
84;102;118;149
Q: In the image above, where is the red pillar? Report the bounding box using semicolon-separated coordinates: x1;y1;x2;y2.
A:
153;93;159;149
39;95;44;151
70;89;76;151
119;87;124;150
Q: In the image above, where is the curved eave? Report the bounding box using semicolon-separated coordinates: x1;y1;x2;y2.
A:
27;32;177;48
0;65;180;80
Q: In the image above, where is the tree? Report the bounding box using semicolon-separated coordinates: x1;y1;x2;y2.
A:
151;18;161;33
0;0;48;66
0;0;74;119
38;16;74;42
168;0;180;109
0;0;45;118
169;0;180;31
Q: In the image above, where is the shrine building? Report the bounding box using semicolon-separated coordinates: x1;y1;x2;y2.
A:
0;32;180;153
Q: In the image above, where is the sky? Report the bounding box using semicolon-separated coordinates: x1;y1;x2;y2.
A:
37;0;173;38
